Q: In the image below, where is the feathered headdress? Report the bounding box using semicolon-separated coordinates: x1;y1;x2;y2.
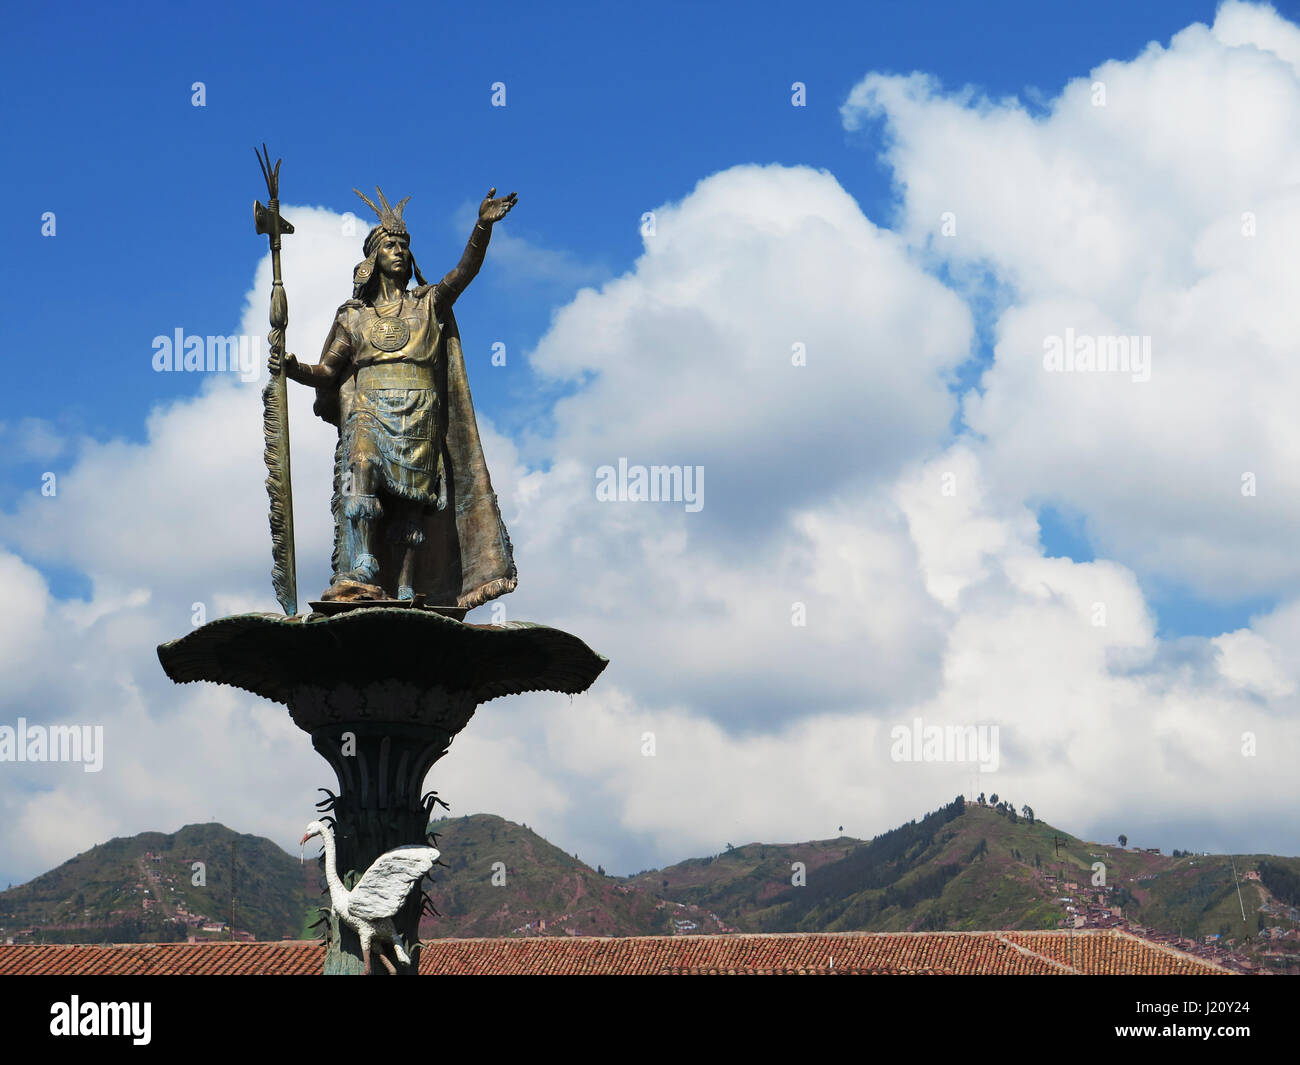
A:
354;186;410;237
351;185;426;295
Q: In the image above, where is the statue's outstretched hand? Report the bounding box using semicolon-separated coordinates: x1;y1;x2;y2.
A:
478;187;518;226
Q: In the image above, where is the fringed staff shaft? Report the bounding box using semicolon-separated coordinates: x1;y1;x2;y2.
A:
255;145;298;616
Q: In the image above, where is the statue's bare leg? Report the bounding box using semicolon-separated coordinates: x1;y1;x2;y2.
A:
391;499;424;600
341;453;382;584
376;945;398;975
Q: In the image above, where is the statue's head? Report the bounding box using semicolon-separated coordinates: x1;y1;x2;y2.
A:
351;186;426;299
368;227;412;285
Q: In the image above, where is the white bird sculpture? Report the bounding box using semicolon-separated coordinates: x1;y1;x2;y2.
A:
301;820;439;975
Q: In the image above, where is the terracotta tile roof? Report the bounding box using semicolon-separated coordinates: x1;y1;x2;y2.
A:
0;940;322;976
999;930;1234;975
0;929;1231;976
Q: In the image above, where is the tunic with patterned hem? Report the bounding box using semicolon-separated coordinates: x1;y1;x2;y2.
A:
317;287;446;507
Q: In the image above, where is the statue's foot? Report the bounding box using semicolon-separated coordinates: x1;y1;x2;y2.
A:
344;552;379;584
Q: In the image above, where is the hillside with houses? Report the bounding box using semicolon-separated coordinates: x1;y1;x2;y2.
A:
2;801;1296;972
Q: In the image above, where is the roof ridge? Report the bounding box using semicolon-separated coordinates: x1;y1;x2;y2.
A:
401;928;1117;944
1113;929;1234;974
994;932;1080;974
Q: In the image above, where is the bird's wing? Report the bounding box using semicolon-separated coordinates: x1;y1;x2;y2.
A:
348;846;440;921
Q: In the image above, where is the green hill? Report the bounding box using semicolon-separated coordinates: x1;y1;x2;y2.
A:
626;797;1063;932
627;797;1300;962
415;814;671;938
4;802;1297;968
0;815;676;944
0;823;314;943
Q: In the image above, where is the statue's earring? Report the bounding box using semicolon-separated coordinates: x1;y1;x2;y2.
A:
352;254;377;298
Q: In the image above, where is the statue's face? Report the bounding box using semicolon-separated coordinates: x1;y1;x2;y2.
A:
376;232;411;281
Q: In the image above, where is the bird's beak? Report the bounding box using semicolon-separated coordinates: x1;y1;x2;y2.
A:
299;833;311;846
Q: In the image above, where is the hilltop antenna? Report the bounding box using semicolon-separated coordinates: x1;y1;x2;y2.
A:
1229;855;1247;923
230;837;236;940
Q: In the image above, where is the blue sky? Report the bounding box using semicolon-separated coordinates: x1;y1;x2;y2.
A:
4;0;1271;635
3;1;1300;883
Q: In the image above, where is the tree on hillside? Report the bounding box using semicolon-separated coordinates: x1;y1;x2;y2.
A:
978;792;986;805
954;795;965;813
1118;834;1128;848
1022;805;1035;825
990;793;999;805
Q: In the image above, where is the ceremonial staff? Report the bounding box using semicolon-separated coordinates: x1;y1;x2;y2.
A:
254;145;298;615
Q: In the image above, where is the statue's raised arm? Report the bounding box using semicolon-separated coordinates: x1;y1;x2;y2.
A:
432;188;518;307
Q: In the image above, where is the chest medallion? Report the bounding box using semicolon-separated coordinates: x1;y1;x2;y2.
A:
369;295;412;352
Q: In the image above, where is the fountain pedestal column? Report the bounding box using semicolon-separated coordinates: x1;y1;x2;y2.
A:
158;607;607;974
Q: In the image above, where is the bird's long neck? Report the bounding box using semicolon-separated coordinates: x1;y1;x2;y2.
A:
319;827;349;911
